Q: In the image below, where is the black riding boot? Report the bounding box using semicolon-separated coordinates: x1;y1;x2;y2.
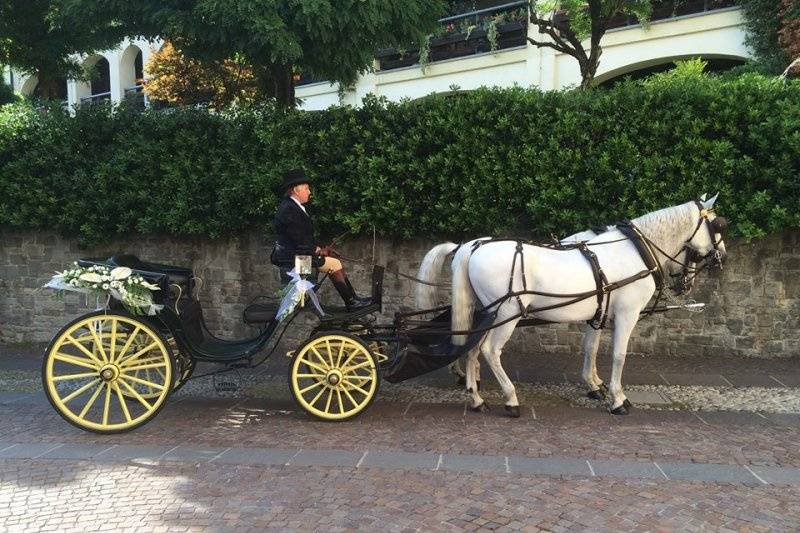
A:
331;272;371;311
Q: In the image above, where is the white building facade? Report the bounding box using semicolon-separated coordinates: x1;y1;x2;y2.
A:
2;4;749;110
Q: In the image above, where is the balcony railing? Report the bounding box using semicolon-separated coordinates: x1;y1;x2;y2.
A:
607;0;736;30
79;91;111;105
124;84;147;109
376;1;528;71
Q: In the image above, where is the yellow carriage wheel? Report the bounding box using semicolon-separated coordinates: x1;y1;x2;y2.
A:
42;311;174;434
289;333;379;421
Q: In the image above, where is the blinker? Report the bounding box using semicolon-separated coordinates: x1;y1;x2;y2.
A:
710;216;728;234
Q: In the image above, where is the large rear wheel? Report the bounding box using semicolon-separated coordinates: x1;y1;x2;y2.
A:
42;311;175;434
289;332;379;421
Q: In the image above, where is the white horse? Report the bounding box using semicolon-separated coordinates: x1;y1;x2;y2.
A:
418;196;726;416
416;225;698;404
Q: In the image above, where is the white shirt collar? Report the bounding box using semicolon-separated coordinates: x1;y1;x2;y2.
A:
290;196;307;214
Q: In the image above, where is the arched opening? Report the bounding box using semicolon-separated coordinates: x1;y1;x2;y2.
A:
76;55;112;105
120;45;146;107
33;77;68;100
596;55;746;88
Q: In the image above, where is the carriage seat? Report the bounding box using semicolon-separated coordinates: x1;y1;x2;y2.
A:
109;254;195;302
243;301;279;326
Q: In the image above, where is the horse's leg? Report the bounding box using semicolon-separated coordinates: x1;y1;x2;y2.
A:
480;322;521;418
608;313;637;415
465;345;486;411
581;327;606;400
449;358;466;386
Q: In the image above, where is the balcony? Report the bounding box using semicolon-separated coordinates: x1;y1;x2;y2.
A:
79;91;111;105
607;0;737;30
124;84;147;109
376;1;528;71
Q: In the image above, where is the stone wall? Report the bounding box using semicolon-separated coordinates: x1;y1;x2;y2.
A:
1;229;798;358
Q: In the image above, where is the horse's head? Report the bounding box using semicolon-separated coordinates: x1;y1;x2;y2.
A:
684;193;727;272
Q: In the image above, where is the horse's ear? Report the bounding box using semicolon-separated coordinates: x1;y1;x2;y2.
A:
699;193;708;201
701;192;719;209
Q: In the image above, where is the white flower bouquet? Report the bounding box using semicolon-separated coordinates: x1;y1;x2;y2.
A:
44;262;164;315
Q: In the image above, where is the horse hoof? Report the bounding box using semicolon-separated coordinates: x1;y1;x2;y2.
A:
456;376;466;387
470;401;489;413
623;398;632;409
610;404;629;415
587;389;605;401
505;405;521;418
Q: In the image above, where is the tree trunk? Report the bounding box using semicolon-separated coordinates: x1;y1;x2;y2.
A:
256;64;295;108
35;71;62;99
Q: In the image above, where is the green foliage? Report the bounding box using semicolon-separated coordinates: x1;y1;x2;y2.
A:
0;1;127;97
57;0;446;105
0;77;16;105
737;0;793;74
0;74;798;245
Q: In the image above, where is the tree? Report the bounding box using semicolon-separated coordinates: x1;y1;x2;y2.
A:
0;1;127;98
58;0;446;107
0;75;16;105
526;0;652;88
778;0;800;75
144;42;260;108
738;0;799;74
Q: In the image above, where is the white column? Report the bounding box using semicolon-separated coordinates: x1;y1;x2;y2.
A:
107;51;123;103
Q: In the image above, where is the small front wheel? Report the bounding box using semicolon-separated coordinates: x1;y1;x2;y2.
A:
289;332;379;421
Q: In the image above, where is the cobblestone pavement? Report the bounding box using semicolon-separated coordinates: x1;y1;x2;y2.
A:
3;344;800;531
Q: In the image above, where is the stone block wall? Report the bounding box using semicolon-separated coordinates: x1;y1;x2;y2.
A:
1;229;798;359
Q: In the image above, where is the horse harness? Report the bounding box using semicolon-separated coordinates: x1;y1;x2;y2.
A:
468;203;726;331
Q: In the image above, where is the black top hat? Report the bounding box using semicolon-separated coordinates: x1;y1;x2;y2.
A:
280;169;311;191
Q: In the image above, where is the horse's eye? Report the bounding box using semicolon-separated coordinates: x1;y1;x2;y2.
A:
710;217;728;234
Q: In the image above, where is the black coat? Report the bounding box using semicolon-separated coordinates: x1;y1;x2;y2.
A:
271;197;322;267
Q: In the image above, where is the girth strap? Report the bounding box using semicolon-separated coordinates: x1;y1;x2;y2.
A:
576;242;610;329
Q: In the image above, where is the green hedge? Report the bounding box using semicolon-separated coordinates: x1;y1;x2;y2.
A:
1;72;798;245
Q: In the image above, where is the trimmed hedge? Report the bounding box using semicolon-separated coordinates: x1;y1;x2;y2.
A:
1;72;798;245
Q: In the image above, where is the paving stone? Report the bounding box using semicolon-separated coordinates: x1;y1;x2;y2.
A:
621;372;668;386
161;446;228;463
693;411;776;427
0;392;32;405
440;454;507;473
657;462;759;483
769;373;800;387
94;445;175;462
212;447;298;466
724;374;784;387
0;443;65;459
625;390;671;405
589;460;665;480
507;456;591;477
290;449;362;467
763;413;800;428
749;466;800;485
660;373;732;386
359;450;438;470
40;443;116;460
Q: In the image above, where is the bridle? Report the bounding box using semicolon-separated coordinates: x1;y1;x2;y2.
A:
638;200;728;295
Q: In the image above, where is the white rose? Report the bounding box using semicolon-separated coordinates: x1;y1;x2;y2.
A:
79;272;103;284
110;267;132;281
102;283;109;290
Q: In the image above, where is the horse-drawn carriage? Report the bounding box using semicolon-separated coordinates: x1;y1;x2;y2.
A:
42;197;727;433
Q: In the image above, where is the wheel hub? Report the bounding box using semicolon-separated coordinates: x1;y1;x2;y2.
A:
99;364;119;382
326;369;343;387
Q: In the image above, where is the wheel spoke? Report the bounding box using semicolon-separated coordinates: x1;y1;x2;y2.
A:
123;362;168;373
117;379;154;411
102;383;112;425
79;382;105;418
324;388;334;413
109;319;118;361
120;374;166;391
299;357;327;374
343;360;374;373
61;378;101;404
341;387;358;409
343;381;372;396
52;371;99;382
65;335;104;366
308;385;327;407
336;340;345;367
341;347;360;369
119;342;160;367
299;380;324;395
335;388;344;414
295;373;326;379
310;346;328;368
325;339;334;366
114;326;141;363
113;384;132;423
88;321;109;363
53;352;99;371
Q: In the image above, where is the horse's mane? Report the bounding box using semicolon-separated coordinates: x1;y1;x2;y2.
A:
631;201;697;256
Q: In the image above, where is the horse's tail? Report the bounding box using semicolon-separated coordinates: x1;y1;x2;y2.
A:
415;242;459;310
451;241;477;346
